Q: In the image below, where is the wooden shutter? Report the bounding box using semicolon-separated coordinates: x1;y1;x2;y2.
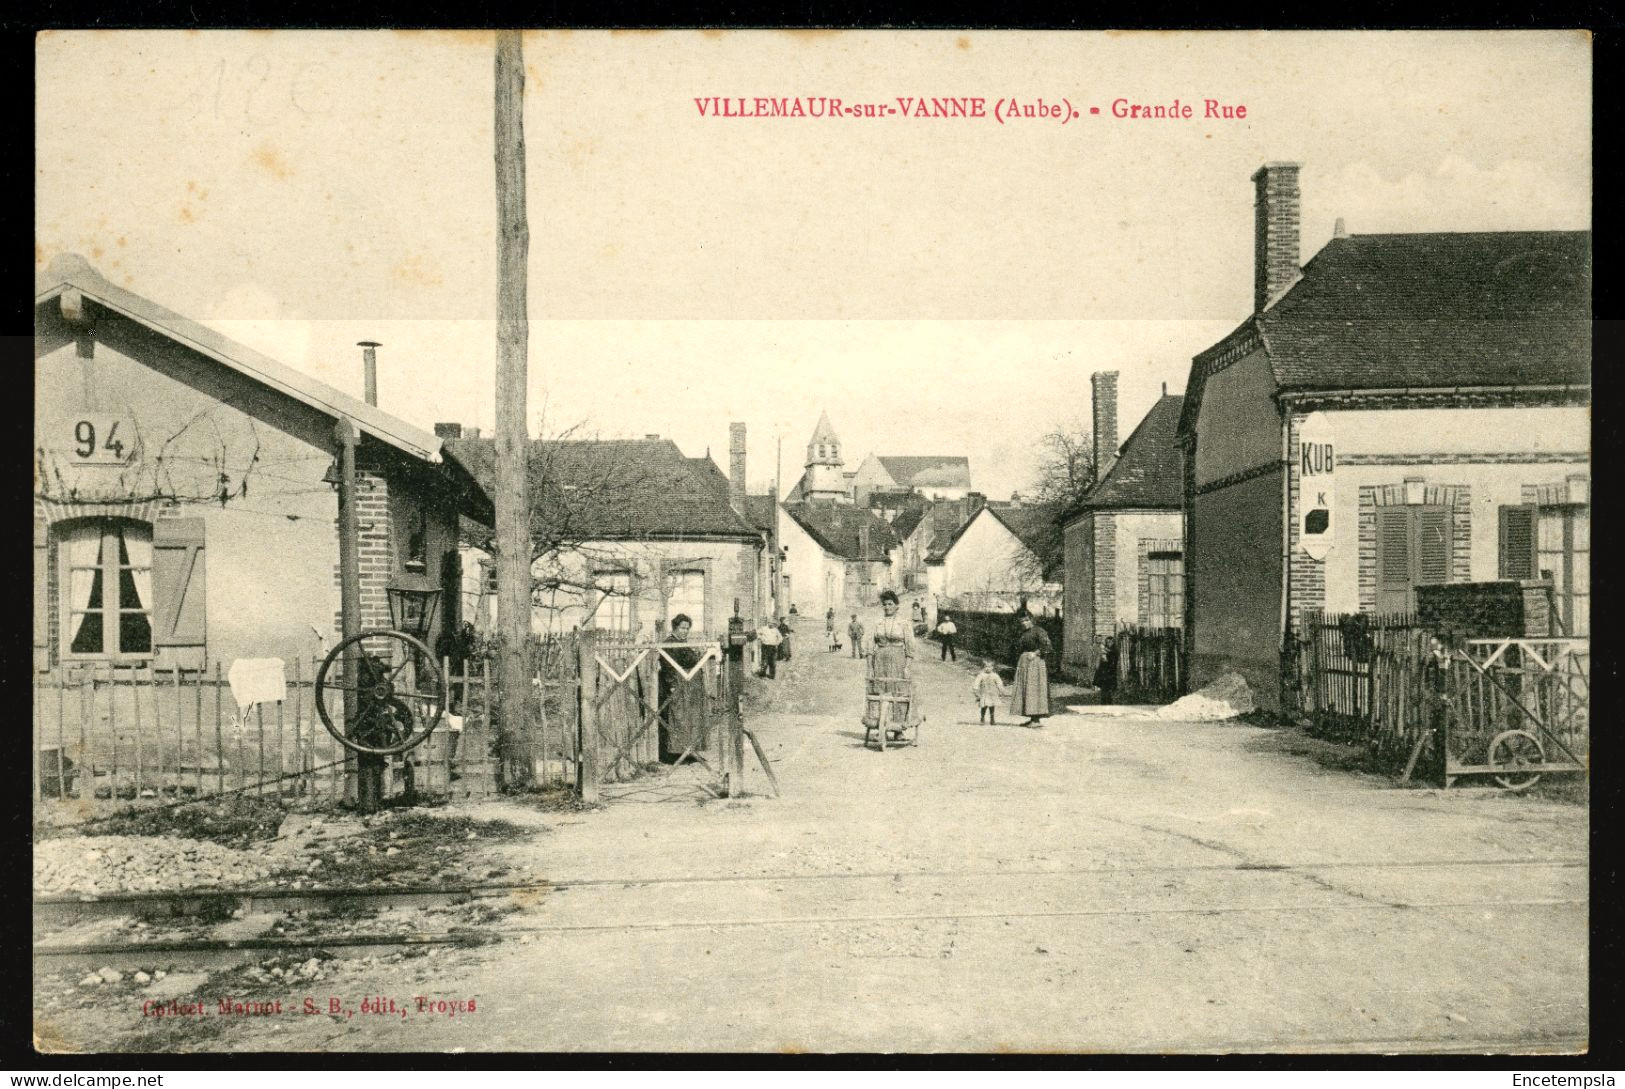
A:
1415;506;1451;586
152;517;206;667
34;518;50;671
1498;504;1538;580
1374;507;1412;613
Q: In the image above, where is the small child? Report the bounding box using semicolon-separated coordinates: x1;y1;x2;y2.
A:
973;660;1008;724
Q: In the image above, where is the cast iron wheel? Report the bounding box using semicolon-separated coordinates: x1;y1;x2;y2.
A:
1487;729;1545;791
315;629;446;756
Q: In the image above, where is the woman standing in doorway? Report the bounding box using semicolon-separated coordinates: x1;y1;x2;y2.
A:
658;614;709;763
1010;614;1053;727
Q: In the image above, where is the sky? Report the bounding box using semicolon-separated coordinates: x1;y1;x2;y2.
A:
36;30;1591;498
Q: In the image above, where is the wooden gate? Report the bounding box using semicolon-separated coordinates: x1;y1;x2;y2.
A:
575;629;754;802
1440;638;1589;788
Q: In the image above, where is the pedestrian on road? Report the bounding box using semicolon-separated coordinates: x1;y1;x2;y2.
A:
1093;636;1119;706
973;660;1008;724
848;614;866;659
1420;633;1455;782
777;614;794;661
658;614;708;764
864;589;919;739
756;619;782;679
911;599;925;625
1010;614;1053;726
826;607;840;652
936;613;959;662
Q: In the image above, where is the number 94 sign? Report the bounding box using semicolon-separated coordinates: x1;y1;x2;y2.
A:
62;415;136;465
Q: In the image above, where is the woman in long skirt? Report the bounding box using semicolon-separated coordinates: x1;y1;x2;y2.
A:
863;589;920;737
658;614;709;763
1010;614;1053;727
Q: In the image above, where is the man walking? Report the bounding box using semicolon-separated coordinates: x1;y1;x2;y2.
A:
848;614;866;658
756;618;783;678
935;612;959;662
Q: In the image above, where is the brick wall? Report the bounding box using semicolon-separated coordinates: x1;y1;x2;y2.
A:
1285;412;1325;635
333;464;393;638
1355;481;1471;614
1416;580;1554;639
1091;513;1116;642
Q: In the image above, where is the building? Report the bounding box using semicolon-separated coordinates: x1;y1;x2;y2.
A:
33;253;480;671
1179;163;1590;706
777;502;900;615
786;411;851;503
1059;375;1186;676
851;454;974;505
444;433;764;639
927;502;1060;614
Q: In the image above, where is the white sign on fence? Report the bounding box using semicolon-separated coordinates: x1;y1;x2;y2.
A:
1298;412;1335;562
228;657;287;711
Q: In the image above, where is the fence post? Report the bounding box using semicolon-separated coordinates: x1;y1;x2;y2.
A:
577;627;600;803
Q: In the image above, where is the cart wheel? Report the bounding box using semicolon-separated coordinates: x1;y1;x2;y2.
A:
1488;729;1545;791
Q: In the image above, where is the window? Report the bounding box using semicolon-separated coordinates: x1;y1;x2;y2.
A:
1143;550;1184;629
1374;504;1451;614
594;571;634;632
1538;505;1589;636
61;520;153;659
666;570;706;636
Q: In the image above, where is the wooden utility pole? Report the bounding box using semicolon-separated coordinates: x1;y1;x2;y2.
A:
773;434;783;616
493;30;532;784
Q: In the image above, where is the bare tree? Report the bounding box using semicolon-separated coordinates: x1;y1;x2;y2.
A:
1013;417;1096;584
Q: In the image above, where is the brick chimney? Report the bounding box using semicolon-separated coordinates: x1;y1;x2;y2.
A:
1091;371;1119;485
728;422;748;517
434;422;464;439
1252;162;1302;313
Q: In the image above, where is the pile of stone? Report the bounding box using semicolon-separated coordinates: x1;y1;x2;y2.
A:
1154;672;1256;722
34;834;276;895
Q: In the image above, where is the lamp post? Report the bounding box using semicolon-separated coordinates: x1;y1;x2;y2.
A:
386;574;443;643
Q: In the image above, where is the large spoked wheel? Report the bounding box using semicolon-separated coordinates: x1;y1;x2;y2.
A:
1488;729;1545;791
315;630;446;756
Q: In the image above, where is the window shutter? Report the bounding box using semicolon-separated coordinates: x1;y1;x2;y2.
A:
1416;507;1451;585
152;518;206;666
1499;504;1537;580
1374;507;1412;613
34;518;49;671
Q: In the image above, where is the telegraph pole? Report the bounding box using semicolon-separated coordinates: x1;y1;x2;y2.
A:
493;30;532;784
773;434;783;615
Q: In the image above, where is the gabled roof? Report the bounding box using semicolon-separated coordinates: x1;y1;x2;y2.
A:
36;254;442;462
687;455;730;495
876;455;972;490
783;502;898;562
444;437;761;542
1180;230;1591;438
1067;394;1184;517
936;504;1048;563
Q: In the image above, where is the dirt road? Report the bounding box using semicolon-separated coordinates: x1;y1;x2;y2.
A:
64;615;1587;1054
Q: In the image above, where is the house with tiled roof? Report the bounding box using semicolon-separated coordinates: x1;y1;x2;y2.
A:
444;433;764;639
777;502;900;615
925;499;1061;615
1058;377;1186;676
851;453;974;505
33;254;485;671
1180;163;1590;707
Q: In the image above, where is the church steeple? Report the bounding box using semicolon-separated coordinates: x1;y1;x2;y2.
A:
803;410;847;502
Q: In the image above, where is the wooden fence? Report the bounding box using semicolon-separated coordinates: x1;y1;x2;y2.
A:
1109;625;1186;704
933;607;1064;670
33;626;741;815
1285;610;1590;781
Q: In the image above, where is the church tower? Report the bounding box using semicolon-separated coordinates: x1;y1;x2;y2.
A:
803;410;848;502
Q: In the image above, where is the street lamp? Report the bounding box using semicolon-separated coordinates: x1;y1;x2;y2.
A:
386;573;443;641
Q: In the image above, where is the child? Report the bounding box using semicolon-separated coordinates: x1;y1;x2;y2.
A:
973;660;1008;724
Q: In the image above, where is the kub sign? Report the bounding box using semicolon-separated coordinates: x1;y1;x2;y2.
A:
1298;413;1335;561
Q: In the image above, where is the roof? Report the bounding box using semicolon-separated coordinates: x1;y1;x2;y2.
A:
1181;231;1590;436
36;253;442;462
687;455;730;496
783;502;898;562
810;410;840;445
443;437;761;542
875;455;972;490
937;504;1049;562
1067;395;1185;516
743;494;779;534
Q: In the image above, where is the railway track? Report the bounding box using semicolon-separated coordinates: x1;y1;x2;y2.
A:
34;854;1586;971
